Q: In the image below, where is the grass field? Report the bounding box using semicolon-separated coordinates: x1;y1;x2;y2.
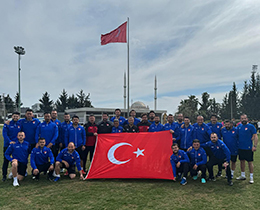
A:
0;126;260;210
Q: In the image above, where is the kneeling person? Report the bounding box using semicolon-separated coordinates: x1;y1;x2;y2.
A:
5;132;30;186
170;143;190;185
31;138;55;181
187;139;207;183
202;133;233;186
54;142;84;181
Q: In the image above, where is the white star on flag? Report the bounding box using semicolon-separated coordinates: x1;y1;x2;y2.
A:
133;148;145;158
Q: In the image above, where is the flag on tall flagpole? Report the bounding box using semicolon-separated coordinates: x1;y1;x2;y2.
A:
101;22;127;45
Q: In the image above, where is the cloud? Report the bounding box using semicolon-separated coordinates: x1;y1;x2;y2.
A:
0;0;259;114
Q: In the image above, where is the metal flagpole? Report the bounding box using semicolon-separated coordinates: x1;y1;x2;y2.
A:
127;17;130;117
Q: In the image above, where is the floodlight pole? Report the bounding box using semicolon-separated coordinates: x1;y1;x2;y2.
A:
14;46;25;113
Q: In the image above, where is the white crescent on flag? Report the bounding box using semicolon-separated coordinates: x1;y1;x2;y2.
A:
107;142;132;165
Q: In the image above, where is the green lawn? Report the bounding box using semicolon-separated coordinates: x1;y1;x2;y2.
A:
0;126;259;210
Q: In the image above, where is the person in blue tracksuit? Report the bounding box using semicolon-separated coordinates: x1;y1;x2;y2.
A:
193;116;212;144
202;133;233;186
30;138;55;180
59;113;72;152
35;112;59;155
51;110;61;158
164;114;179;145
187;139;207;183
5;131;30;186
170;143;190;185
111;119;124;133
178;117;195;151
221;120;239;178
2;112;21;181
207;114;224;177
149;116;164;132
236;114;258;184
19;109;40;152
148;110;156;124
53;142;84;181
65;115;86;167
123;110;141;126
110;108;126;126
175;113;184;129
207;114;223;139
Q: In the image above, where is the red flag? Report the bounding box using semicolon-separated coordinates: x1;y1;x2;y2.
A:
86;131;174;180
101;22;127;45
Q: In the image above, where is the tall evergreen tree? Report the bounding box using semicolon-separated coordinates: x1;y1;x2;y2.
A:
14;92;23;111
177;95;198;123
39;92;53;113
198;92;211;120
67;94;78;109
4;94;15;113
56;89;68;112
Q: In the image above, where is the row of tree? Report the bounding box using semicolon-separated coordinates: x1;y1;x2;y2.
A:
0;89;93;114
177;70;260;122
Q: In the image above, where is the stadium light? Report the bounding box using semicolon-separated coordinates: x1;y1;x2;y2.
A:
14;46;25;113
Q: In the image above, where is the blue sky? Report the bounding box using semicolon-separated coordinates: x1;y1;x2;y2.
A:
0;0;260;114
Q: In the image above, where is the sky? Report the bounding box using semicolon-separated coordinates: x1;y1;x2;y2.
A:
1;0;260;114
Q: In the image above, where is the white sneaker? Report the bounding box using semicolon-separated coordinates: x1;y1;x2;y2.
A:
13;179;19;187
249;178;254;184
236;176;246;180
8;172;13;179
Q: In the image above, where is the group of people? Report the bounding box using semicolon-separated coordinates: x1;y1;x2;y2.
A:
169;114;258;186
1;108;258;187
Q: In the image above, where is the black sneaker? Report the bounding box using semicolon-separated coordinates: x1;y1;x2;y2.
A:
207;177;216;181
228;181;233;186
216;171;222;178
2;176;6;182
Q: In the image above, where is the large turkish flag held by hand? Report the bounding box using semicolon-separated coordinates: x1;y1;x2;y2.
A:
86;131;174;180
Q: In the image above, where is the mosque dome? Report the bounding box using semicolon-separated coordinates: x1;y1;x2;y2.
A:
131;101;148;109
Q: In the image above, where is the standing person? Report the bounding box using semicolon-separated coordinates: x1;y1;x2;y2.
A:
111;119;124;133
35;112;59;156
124;110;141;126
51;110;61;157
170;143;190;185
236;114;258;184
207;114;223;177
30;138;55;181
19;109;40;152
53;142;84;181
187;139;207;183
97;113;113;134
179;117;195;151
110;108;126;126
83;114;98;172
207;114;223;139
2;112;21;181
175;113;184;128
257;120;260;133
5;132;30;186
148;110;156;124
202;133;233;186
221;120;239;179
149;115;164;132
164;114;179;145
137;113;151;132
65;115;86;172
58;113;72;154
123;117;139;133
193;116;212;144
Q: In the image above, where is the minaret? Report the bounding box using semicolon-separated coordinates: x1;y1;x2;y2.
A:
154;75;157;111
124;72;126;110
